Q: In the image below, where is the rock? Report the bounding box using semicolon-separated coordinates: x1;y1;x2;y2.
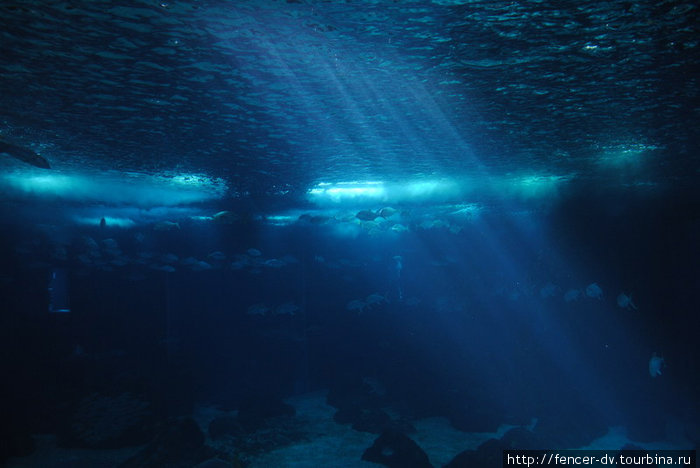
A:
361;430;433;468
335;407;392;434
194;458;232;468
120;417;212;468
208;416;240;440
237;394;295;430
448;402;502;433
501;427;544;448
534;409;607;448
445;427;546;467
445;438;503;468
59;392;153;449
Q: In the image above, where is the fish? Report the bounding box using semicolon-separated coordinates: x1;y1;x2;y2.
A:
540;282;558;299
379;207;398;218
390;223;409;233
356;209;379;221
275;302;299;316
247;303;270;316
263;258;285;268
585;282;603;299
563;288;581;302
247;248;262;257
366;293;387;306
648;352;664;378
153;220;180;231
191;260;212;271
207;251;227;261
0;139;51;169
212;210;237;224
346;299;366;314
616;292;637;310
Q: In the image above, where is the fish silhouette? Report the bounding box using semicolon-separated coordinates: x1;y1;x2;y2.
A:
0;139;51;169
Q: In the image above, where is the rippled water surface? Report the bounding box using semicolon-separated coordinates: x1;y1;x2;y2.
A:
1;0;698;201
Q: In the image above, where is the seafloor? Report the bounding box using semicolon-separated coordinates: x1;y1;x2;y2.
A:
6;391;688;468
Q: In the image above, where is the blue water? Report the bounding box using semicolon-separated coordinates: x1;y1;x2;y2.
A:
0;1;698;466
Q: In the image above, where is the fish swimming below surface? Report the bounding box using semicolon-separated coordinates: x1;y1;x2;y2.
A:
0;139;51;169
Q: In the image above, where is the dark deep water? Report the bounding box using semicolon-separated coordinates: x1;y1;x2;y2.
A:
1;0;699;467
1;188;698;466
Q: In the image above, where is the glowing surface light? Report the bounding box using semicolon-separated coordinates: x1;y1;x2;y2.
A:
308;181;387;203
596;142;658;169
506;174;569;199
0;170;227;206
308;175;568;206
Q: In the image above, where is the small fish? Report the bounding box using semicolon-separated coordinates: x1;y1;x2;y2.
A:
585;282;603;299
366;293;387;305
247;303;269;316
346;299;366;314
191;260;212;271
356;209;379;221
563;288;581;302
275;302;299;316
616;292;637;310
540;282;558;299
247;248;262;257
207;251;227;261
379;206;397;218
264;258;285;268
212;210;237;224
160;253;179;264
648;352;664;378
153;221;180;231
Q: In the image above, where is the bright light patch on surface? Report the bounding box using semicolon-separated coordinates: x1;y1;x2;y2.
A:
404;179;461;199
0;170;227;206
309;181;387;203
508;174;568;199
308;179;461;205
308;175;568;206
596;143;657;169
266;214;298;226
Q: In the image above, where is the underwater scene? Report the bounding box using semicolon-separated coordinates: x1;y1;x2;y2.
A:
1;1;698;467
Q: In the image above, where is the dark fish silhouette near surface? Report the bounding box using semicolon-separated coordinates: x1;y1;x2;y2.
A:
0;139;51;169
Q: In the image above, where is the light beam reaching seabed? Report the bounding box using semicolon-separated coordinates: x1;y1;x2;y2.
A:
216;6;651;433
414;207;638;428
